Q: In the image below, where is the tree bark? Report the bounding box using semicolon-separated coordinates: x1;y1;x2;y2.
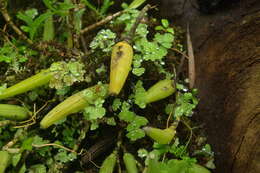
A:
159;0;260;172
195;10;260;173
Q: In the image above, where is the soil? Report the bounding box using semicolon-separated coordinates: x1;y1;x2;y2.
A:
158;0;260;172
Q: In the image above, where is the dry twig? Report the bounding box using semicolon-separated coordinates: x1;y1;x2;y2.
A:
186;24;196;88
32;143;77;154
0;0;33;45
80;11;124;34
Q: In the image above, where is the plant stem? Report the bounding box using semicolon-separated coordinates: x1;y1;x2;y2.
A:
80;10;124;34
124;4;151;43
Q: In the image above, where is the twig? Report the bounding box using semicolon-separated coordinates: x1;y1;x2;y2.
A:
80;10;124;34
0;0;33;45
175;54;186;83
123;4;151;43
32;143;77;154
80;35;89;54
181;119;193;149
170;47;189;59
166;111;173;128
186;24;196;88
14;101;49;128
2;128;27;150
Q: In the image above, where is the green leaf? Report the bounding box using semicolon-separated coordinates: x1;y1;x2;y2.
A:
126;116;148;131
154;33;174;48
106;117;116;126
161;19;169;28
165;104;174;115
43;0;56;11
137;149;149;158
30;12;53;40
135;38;168;61
81;0;98;12
90;120;99;130
166;28;174;34
100;0;114;15
126;115;148;141
136;23;149;37
132;67;145;76
43;13;54;41
90;29;116;52
173;91;198;118
134;80;147;108
50;61;86;89
12;153;22;167
19;163;26;173
29;164;46;173
17;12;34;25
32;135;49;145
112;98;122;111
126;128;145;141
155;26;164;31
129;0;146;9
54;150;77;163
118;102;135;122
84;106;106;120
21;137;34;151
118;109;135;122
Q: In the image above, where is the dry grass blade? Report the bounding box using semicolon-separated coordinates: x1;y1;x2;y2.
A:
187;24;196;88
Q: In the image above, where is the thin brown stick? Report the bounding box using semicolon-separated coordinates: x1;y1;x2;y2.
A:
170;47;190;59
123;4;151;43
32;143;77;154
80;10;124;34
186;24;196;88
80;35;89;54
0;0;33;44
175;54;186;83
2;127;28;150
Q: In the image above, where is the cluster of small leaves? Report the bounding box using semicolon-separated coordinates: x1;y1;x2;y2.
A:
0;40;37;73
155;19;174;34
17;118;80;172
43;0;76;17
83;83;108;130
17;8;52;40
54;149;77;163
17;0;78;41
174;85;198;118
165;84;198;118
154;61;174;79
131;19;175;76
193;144;216;169
137;139;197;173
133;80;147;108
134;31;174;61
89;29;116;52
152;138;189;158
21;135;50;156
114;100;148;141
49;61;86;89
